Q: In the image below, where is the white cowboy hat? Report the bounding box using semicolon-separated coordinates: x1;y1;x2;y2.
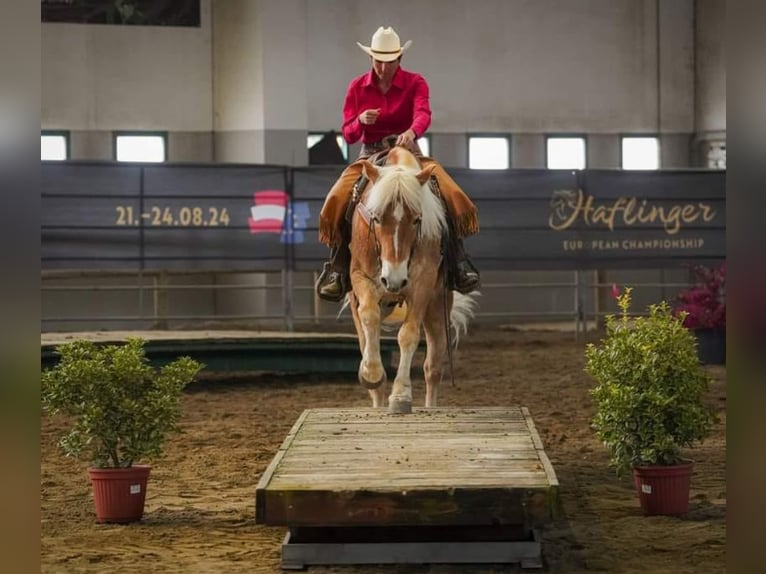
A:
356;26;412;62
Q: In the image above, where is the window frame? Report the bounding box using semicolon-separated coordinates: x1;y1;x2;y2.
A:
466;133;511;170
41;130;71;161
113;130;168;163
544;134;588;170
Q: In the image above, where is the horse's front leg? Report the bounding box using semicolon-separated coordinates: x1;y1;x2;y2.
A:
356;290;387;391
389;312;423;414
349;292;386;408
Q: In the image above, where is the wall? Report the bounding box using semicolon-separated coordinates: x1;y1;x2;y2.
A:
695;0;726;135
307;0;694;139
693;0;726;166
40;0;725;165
41;0;214;161
212;0;309;165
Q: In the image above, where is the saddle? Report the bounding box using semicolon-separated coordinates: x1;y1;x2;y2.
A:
344;146;451;290
345;145;443;225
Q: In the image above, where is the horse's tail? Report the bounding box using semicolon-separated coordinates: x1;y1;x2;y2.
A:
450;291;480;347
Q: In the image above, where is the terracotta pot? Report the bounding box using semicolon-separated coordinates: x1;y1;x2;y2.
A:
632;461;693;516
88;465;151;523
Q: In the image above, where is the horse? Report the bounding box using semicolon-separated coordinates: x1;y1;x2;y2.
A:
347;145;478;414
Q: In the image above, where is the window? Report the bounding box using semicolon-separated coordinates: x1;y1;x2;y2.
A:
468;136;509;169
622;136;659;170
115;133;166;162
417;135;430;157
41;132;68;161
307;132;348;162
547;137;586;170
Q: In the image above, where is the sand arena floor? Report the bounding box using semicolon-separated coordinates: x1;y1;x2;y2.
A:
41;327;726;573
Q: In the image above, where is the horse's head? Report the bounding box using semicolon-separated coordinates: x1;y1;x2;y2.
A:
358;150;444;293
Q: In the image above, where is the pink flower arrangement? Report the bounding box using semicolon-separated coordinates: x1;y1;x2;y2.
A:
674;263;726;331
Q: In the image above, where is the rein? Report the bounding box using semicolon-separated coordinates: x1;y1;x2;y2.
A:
443;267;456;388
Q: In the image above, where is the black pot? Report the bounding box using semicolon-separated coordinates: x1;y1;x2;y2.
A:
695;328;725;365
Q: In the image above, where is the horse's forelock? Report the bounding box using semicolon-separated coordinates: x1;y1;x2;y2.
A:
365;167;446;241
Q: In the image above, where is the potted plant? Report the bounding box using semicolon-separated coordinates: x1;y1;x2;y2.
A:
41;338;203;523
674;262;726;364
585;287;715;516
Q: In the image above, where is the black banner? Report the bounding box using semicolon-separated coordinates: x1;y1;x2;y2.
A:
42;162;725;272
42;162;289;271
42;0;201;27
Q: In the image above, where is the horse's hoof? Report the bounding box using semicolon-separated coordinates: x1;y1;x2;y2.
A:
358;368;386;389
388;398;412;415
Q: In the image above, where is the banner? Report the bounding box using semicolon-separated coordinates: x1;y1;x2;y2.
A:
42;0;201;27
42;163;725;272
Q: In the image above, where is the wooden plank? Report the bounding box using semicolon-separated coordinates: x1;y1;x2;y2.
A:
521;407;561;519
280;450;539;461
277;409;311;451
521;407;544;450
301;411;527;422
281;528;542;569
263;487;533;526
257;410;311;522
276;459;543;471
289;436;537;445
255;449;286;523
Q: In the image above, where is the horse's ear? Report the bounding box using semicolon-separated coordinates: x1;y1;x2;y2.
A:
415;164;437;186
360;160;380;183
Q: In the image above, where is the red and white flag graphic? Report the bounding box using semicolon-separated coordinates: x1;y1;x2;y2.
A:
248;190;288;234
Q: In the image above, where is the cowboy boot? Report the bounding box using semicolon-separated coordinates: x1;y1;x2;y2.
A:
452;238;480;294
316;240;351;302
443;215;480;294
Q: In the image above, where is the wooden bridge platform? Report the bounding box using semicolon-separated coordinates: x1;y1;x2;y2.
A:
255;407;559;569
41;330;400;375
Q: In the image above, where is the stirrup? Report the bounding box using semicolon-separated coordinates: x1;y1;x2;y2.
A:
316;263;347;303
452;260;480;294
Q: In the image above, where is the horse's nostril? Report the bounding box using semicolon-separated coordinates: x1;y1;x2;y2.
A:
381;277;388;286
401;279;408;288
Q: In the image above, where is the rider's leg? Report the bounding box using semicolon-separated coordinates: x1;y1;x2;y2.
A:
316;220;352;301
316;163;362;302
422;160;480;293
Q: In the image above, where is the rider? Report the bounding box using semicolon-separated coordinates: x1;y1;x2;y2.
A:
316;26;480;302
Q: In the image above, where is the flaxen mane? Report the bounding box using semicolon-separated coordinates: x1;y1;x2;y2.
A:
364;164;446;242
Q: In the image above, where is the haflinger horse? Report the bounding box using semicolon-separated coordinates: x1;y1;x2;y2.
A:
347;144;478;414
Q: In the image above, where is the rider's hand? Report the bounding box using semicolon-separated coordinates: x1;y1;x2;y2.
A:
396;129;417;149
359;108;381;125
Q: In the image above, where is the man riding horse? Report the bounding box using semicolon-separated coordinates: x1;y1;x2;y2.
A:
316;26;480;302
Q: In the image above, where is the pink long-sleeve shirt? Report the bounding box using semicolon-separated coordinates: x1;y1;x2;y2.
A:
341;67;432;144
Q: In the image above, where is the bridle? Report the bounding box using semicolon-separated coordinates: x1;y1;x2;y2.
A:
356;196;421;276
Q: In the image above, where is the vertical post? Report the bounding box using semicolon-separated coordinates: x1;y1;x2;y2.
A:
138;166;145;324
574;270;582;341
284;166;295;332
283;269;294;332
153;271;169;329
312;271;321;325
